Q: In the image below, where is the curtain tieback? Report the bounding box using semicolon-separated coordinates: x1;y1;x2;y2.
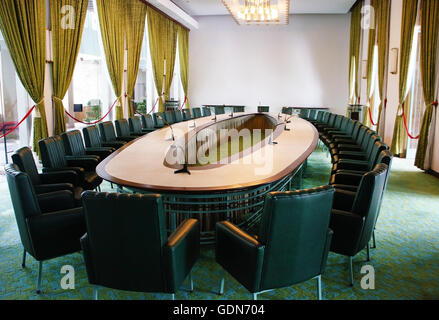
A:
52;96;64;104
433;101;438;107
33;98;45;118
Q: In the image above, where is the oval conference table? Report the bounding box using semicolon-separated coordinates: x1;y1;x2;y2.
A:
97;112;319;243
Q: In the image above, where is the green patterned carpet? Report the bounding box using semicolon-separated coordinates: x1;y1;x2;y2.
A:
1;149;439;300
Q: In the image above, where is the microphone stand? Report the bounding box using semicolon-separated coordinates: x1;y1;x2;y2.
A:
158;115;175;142
207;106;217;122
174;145;191;175
270;121;290;144
229;107;234;118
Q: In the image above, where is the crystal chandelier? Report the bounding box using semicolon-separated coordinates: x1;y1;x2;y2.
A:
222;0;290;25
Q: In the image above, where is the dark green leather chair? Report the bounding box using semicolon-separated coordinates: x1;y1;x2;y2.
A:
281;107;293;115
202;107;211;117
61;130;113;161
257;106;270;113
115;119;138;141
82;125;122;150
128;117;148;136
215;106;226;115
332;134;381;163
98;121;130;146
5;164;85;294
38;136;102;191
299;109;310;119
182;109;192;120
12;147;83;206
174;110;183;123
164;110;176;124
80;192;200;300
329;163;388;285
153;112;166;128
140;114;156;133
215;186;335;300
233;106;245;113
192;107;202;119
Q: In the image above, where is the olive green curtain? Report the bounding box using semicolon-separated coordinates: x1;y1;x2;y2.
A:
364;0;378;127
178;25;190;109
51;0;88;135
348;1;363;104
391;0;419;157
125;0;147;118
415;0;439;170
0;0;47;156
147;6;177;112
375;0;391;135
96;0;125;120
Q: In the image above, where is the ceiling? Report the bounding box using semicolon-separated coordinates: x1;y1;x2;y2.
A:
171;0;357;17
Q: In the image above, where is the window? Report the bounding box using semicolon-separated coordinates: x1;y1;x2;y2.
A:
0;30;33;162
406;25;425;159
66;1;115;129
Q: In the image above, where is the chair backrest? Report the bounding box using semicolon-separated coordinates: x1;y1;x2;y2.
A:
174;110;183;123
363;134;381;159
192;108;202;119
202;107;211;117
342;119;356;135
299;109;310;119
258;106;270;113
368;141;389;169
141;114;155;129
182;109;192;120
316;110;326;122
81;192;168;293
98;121;117;142
333;115;344;129
215;106;225;115
61;130;86;157
350;121;362;140
233;106;245;112
321;111;331;124
83;125;103;148
257;186;335;290
164;110;175;124
39;136;68;168
351;164;388;253
327;113;337;127
282;107;293;115
153;112;165;127
308;109;318;121
129;117;143;134
12;147;41;186
338;117;350;132
5;164;41;257
355;126;369;145
115;119;131;137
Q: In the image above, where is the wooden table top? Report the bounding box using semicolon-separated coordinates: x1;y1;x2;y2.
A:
96;113;318;193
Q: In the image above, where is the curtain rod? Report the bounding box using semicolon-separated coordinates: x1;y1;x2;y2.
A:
138;0;190;32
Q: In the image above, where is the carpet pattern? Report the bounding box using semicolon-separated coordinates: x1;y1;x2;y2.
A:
1;149;439;300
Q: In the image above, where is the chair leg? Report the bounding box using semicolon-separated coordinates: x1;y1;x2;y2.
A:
253;293;258;300
110;183;114;189
348;256;354;287
366;242;371;262
36;261;43;294
171;294;176;300
188;272;194;293
316;275;322;300
218;277;225;295
372;230;377;249
93;287;98;300
21;249;26;268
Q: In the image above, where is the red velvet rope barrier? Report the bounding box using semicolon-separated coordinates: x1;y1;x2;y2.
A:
402;108;420;140
368;107;377;126
65;97;118;125
179;96;187;110
0;105;36;139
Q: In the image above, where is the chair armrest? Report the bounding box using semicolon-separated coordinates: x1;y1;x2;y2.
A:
329;209;365;256
331;172;363;186
164;219;200;292
39;170;79;186
66;156;99;171
37;190;76;213
27;207;84;260
42;166;84;178
80;233;97;285
332;189;356;212
85;148;113;160
332;160;369;173
215;221;264;293
35;183;74;195
320;229;334;274
102;141;126;148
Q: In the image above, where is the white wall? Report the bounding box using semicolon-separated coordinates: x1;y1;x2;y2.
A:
188;14;350;115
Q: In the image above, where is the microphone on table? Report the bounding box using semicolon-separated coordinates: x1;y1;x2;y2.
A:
157;115;175;142
229;105;234;117
206;106;217;122
270;121;291;144
173;145;191;175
